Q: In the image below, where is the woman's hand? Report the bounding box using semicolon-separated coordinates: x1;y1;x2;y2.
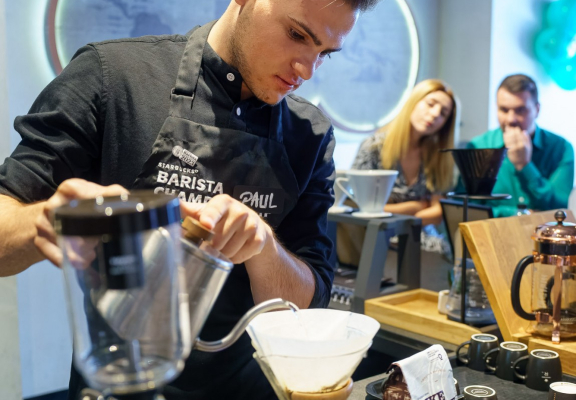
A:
384;200;429;215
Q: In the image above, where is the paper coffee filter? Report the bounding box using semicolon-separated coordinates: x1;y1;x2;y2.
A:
258;343;371;394
247;308;379;361
248;309;379;394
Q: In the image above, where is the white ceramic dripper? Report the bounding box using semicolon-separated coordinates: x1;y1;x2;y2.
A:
247;309;380;400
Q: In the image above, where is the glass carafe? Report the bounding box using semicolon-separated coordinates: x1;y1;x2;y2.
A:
55;192;295;399
445;258;496;325
511;211;576;343
56;193;189;398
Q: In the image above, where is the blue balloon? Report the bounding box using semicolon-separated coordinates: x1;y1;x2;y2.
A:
566;15;576;36
547;0;576;28
535;0;576;90
549;58;576;90
535;28;570;66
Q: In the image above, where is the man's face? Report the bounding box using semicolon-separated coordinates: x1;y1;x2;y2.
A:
496;88;540;134
230;0;359;105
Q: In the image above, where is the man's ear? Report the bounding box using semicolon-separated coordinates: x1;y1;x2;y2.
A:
535;102;540;118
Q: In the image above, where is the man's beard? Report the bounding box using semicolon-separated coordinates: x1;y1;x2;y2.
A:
228;25;282;105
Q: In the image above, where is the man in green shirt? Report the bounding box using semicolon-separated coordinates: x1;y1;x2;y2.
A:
465;74;574;217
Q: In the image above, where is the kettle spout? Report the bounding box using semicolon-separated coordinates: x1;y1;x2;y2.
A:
194;298;297;353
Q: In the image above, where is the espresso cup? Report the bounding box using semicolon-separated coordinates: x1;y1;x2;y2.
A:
335;170;397;214
513;349;562;391
483;341;528;381
549;382;576;400
456;333;499;371
463;385;498;400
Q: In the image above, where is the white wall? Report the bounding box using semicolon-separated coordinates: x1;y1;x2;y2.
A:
409;0;440;82
4;0;73;397
437;0;493;144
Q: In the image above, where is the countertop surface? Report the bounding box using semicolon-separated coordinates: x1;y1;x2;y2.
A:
348;366;576;400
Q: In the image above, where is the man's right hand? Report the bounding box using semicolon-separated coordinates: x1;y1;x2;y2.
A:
34;178;128;267
503;126;533;171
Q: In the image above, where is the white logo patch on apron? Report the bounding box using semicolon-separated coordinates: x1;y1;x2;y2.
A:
172;145;198;167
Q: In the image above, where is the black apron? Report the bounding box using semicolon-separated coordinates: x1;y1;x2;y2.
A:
70;22;300;400
134;21;302;400
133;22;298;228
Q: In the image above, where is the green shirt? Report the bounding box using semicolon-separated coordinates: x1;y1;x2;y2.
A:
462;126;574;217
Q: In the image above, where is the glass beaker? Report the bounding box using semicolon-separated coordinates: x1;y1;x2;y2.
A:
56;192;190;397
446;258;496;325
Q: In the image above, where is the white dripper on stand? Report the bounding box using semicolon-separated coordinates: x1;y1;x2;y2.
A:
247;309;380;400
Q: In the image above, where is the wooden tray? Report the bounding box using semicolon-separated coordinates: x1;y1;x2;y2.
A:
460;210;576;375
364;288;494;345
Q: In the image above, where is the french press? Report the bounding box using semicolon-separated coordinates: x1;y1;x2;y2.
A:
511;210;576;343
54;192;295;399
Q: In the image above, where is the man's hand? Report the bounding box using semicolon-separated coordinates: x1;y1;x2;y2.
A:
503;126;533;171
34;178;129;267
181;194;273;264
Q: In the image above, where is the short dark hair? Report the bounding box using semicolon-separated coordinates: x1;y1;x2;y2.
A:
343;0;381;12
498;74;539;104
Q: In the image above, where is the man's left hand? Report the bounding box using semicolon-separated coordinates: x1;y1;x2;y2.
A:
503;126;532;171
180;194;273;264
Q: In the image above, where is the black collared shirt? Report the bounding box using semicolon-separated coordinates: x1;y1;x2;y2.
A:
0;28;336;399
190;40;273;137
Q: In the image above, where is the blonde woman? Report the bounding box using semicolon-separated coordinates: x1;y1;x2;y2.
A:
354;79;458;223
338;79;459;265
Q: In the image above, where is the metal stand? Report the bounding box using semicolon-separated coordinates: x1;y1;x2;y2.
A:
446;192;511;325
327;213;422;313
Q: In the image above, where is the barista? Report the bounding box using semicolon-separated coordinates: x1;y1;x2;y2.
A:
0;0;380;399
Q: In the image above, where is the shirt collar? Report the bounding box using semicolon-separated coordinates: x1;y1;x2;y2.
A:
202;41;243;103
532;125;543;149
202;42;271;110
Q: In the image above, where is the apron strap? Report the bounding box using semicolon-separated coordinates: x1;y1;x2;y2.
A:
169;21;216;119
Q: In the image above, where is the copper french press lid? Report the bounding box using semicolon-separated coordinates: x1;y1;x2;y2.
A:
532;210;576;255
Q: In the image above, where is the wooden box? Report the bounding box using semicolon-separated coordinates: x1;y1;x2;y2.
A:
460;210;576;376
365;288;495;346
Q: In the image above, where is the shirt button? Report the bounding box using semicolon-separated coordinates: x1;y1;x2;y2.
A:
227;73;235;82
236;107;241;116
519;196;525;203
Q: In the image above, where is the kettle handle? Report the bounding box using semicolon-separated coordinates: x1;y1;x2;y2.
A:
511;255;536;321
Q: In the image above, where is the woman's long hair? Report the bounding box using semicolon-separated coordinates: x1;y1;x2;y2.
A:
377;79;459;192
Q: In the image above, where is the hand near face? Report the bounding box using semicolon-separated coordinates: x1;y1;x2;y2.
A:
181;194;273;264
35;178;129;267
503;126;533;170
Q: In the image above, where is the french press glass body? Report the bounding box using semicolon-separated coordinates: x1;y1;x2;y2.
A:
511;210;576;343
